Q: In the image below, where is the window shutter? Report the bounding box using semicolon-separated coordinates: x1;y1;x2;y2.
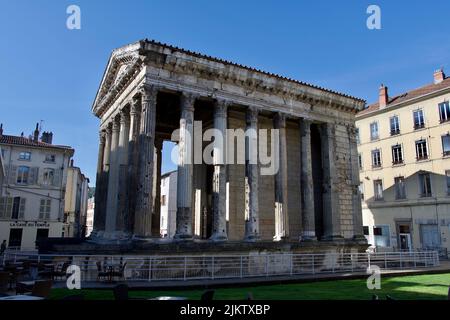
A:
18;198;26;219
39;199;45;220
6;198;13;218
29;167;38;185
0;197;5;219
45;199;51;219
38;168;44;186
8;165;17;185
53;169;61;187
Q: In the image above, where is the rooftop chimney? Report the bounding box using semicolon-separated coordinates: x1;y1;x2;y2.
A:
379;84;388;108
70;159;74;167
0;123;3;138
434;68;445;84
41;131;53;144
33;123;39;142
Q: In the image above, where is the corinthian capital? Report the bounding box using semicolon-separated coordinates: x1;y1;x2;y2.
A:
246;106;259;125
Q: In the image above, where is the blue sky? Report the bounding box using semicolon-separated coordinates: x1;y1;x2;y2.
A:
1;0;450;186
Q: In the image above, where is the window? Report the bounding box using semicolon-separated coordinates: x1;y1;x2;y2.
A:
359;182;365;200
356;128;360;145
373;225;390;247
8;229;23;248
439;102;450;122
42;168;55;185
45;154;55;162
39;199;51;220
370;122;379;141
11;197;25;219
363;226;369;236
416;139;428;160
394;176;406;199
442;135;450;156
16;166;30;184
371;149;382;168
446;170;450;195
0;197;13;219
161;195;166;206
390;116;400;135
420;224;440;249
18;151;31;161
419;173;432;197
373;179;383;200
358;154;363;169
413;109;425;129
391;144;403;164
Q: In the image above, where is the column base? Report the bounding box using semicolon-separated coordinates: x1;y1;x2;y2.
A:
353;234;368;243
321;235;345;242
300;231;317;241
273;235;289;242
173;234;194;241
243;234;260;242
209;233;228;242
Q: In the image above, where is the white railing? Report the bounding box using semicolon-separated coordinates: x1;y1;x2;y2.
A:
2;251;440;282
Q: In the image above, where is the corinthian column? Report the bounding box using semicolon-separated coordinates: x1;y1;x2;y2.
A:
116;109;130;235
151;138;163;237
105;117;120;233
244;106;260;241
348;125;365;240
134;85;158;238
210;99;228;241
321;122;342;240
93;130;106;233
300;119;316;241
174;92;196;240
126;98;140;234
273;112;289;241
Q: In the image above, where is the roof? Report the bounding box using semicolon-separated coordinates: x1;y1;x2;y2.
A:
0;134;74;151
141;39;365;103
358;77;450;117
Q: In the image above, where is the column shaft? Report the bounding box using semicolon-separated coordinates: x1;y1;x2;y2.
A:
300;119;316;240
348;125;364;239
105;119;120;233
273;112;289;241
151;138;163;237
174;92;196;240
321;122;342;240
116;110;130;234
93;131;106;232
210;100;228;241
126;99;140;234
134;85;158;237
244;107;260;241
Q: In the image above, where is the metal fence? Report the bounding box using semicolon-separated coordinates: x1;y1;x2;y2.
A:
2;251;440;282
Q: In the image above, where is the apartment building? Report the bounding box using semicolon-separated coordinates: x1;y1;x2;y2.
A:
0;124;74;250
356;69;450;254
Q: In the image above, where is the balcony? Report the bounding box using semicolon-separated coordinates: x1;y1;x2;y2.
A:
416;155;429;161
390;129;400;136
414;123;425;130
392;160;404;165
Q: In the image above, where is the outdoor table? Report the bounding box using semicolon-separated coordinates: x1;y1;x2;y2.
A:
148;296;188;300
0;294;44;300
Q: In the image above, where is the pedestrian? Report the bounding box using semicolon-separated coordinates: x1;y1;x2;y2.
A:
0;240;6;256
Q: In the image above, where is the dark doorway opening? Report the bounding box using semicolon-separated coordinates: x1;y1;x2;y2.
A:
8;228;23;248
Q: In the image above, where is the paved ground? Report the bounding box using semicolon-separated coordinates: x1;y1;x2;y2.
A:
52;260;450;290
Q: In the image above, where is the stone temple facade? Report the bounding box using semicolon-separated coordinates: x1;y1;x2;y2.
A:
90;39;366;247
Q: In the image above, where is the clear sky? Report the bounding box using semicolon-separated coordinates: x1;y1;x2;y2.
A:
1;0;450;186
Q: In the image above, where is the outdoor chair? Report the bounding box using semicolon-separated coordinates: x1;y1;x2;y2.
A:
52;262;70;280
111;262;127;281
96;261;109;281
201;289;215;301
31;279;53;298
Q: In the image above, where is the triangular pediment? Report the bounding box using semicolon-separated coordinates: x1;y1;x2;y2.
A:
92;41;144;115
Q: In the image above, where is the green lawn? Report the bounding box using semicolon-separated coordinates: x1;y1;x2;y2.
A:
50;273;450;300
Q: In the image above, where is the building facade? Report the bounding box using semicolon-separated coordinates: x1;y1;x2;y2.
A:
0;124;74;250
160;170;177;238
86;197;95;237
91;39;365;244
356;69;450;254
64;160;90;238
